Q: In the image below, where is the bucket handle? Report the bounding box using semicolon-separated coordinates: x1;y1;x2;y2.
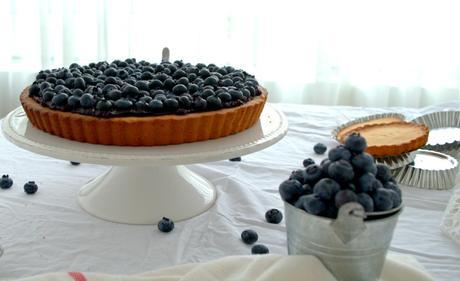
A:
330;202;367;244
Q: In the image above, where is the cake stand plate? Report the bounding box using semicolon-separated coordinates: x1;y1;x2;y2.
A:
2;105;288;224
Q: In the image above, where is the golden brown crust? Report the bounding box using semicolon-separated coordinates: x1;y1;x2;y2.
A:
346;122;429;157
20;87;267;146
337;117;405;142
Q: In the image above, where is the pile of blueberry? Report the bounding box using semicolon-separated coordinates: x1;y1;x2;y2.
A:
279;133;402;219
28;59;261;117
0;175;39;194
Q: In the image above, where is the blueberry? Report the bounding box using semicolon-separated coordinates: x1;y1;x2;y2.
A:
104;67;118;77
80;93;96;108
122;85;140;98
241;230;258;245
356;193;374;212
387;189;402;208
29;84;41;96
242;88;251;98
372;188;393;211
102;84;117;95
24;181;38;194
188;83;199;93
114;98;133;110
135;81;149;91
351;152;375;173
344;132;367;153
206;96;222;109
96;100;113;111
328;160;354;183
302;158;315;168
289;169;307;183
71;88;84;97
372;179;384;190
204;75;219;86
154;94;167;102
265;209;283;224
176;77;189;86
157;217;174;232
178;96;192;108
70;161;80;165
189;96;206;110
0;175;13;189
163;78;175;90
172;69;187;79
148;79;163;89
313;178;340;200
199;68;211;78
217;92;232;102
251;244;269;255
229;89;244;100
279;179;303;203
139;96;153;104
297;194;327;215
148;100;163;111
358;172;377;193
221;78;233;86
202;89;215;98
39;82;52;91
328;145;352;161
383;181;402;197
42;91;55;102
73;77;86;90
106;89;122;101
313;143;327;154
51;93;68;106
140;72;154;80
304;164;323;185
334;189;358;208
67;96;80;108
376;164;392;183
172;84;188;95
156;73;169;82
164;98;179;110
229;157;242;162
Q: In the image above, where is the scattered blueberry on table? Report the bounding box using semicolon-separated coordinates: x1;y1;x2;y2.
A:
229;157;242;162
158;217;175;233
251;244;269;255
241;229;259;245
313;143;327;154
265;208;283;224
0;175;13;189
70;161;81;166
280;133;402;218
24;181;38;194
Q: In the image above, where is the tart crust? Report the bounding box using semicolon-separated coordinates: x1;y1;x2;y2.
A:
20;87;267;146
348;122;429;157
337;117;405;142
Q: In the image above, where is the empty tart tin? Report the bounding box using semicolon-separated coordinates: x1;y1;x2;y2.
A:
392;149;459;190
412;111;460;159
331;112;414;169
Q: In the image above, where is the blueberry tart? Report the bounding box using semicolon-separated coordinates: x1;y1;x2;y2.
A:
21;59;267;146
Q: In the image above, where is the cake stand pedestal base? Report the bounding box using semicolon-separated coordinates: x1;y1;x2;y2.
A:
78;166;216;224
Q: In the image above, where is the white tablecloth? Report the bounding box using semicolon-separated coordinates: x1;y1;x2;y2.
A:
0;102;459;281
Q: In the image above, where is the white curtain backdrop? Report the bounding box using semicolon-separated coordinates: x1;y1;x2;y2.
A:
1;0;460;117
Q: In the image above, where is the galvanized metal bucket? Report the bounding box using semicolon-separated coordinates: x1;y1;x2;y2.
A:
285;202;402;281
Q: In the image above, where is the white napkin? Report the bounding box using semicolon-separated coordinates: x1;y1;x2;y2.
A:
441;188;460;245
17;254;433;281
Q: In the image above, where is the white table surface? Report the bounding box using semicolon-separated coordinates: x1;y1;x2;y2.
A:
0;102;459;281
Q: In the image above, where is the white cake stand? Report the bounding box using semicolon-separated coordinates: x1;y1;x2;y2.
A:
2;105;288;224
